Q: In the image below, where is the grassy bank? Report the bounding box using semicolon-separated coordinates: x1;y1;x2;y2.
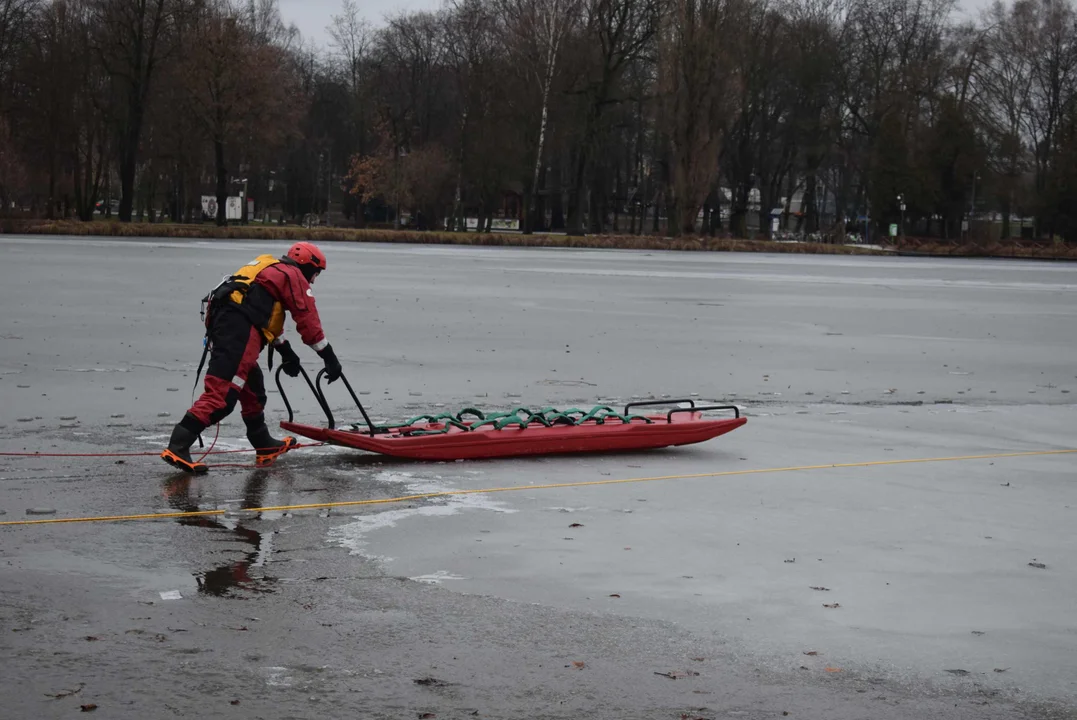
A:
890;237;1077;260
0;219;886;255
4;219;1076;259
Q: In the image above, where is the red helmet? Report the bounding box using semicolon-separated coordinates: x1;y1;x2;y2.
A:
285;242;327;274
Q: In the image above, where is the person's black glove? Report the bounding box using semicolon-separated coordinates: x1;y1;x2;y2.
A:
276;341;302;378
317;344;342;383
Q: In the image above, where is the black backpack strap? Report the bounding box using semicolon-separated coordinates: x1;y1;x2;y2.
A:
191;337;210;402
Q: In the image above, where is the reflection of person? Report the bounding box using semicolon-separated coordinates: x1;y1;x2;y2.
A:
164;471;273;596
161;242;343;474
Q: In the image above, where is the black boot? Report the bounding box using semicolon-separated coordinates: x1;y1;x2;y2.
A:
244;413;297;467
161;414;209;474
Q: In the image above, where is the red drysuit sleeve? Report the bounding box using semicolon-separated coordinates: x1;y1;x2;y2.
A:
254;263;328;350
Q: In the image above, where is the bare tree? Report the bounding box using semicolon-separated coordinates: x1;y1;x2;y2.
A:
978;1;1033;238
443;0;500;230
244;0;297;46
497;0;582;232
0;0;37;102
782;0;849;234
181;0;302;225
841;0;955;236
659;0;741;235
0;114;26;214
565;0;659;234
68;0;111;220
1017;0;1077;236
328;0;372;95
15;0;82;218
90;0;172;222
366;10;450;227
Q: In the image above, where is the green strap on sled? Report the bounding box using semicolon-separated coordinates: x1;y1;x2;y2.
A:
389;403;656;435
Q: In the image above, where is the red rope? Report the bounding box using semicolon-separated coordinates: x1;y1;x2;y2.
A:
193;425;262;467
194;423;221;463
0;442;325;458
205;463;264;469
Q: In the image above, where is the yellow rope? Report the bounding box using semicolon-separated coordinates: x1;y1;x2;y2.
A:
2;448;1073;527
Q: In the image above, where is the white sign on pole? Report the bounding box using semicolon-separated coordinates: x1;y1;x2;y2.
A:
225;197;242;220
201;195;217;219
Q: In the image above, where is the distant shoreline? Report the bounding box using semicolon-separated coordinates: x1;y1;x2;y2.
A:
3;220;1074;260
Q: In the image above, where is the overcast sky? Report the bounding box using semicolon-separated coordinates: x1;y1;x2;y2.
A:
279;0;442;47
279;0;994;51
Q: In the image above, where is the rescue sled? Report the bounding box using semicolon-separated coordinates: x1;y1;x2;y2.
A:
275;367;746;462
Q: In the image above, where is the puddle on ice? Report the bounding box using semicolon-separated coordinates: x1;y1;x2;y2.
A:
55;367;131;373
328;471;516;560
409;570;466;584
259;667;294;687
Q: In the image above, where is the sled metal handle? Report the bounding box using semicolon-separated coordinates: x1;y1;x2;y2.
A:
275;365;334;425
624;398;740;420
623;398;698;415
666;404;740;421
315;368;377;435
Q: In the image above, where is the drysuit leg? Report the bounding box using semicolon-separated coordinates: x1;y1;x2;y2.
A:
238;364;268;420
188;317;263;427
238;364;298;465
163;312;262;473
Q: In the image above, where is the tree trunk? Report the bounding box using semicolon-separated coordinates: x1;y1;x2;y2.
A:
680;202;698;236
73;140;88;222
74;135;105;222
730;187;748;238
117;107;142;222
519;188;531;232
567;148;586;235
781;173;796;234
1001;189;1012;239
147;168;158;223
452;107;468;232
702;183;718;236
47;157;57;220
214;138;228;226
758;187;772;239
526;48;556;236
589;168;604;234
802;172;817;233
612;167;620;233
835;163;850;242
550;181;565;230
713;183;723;232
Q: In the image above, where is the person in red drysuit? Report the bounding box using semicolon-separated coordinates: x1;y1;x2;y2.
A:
161;242;343;473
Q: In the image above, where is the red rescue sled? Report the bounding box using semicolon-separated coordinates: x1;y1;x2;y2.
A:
275;368;746;462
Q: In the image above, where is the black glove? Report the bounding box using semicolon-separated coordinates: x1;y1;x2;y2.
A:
317;344;342;383
276;340;302;378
